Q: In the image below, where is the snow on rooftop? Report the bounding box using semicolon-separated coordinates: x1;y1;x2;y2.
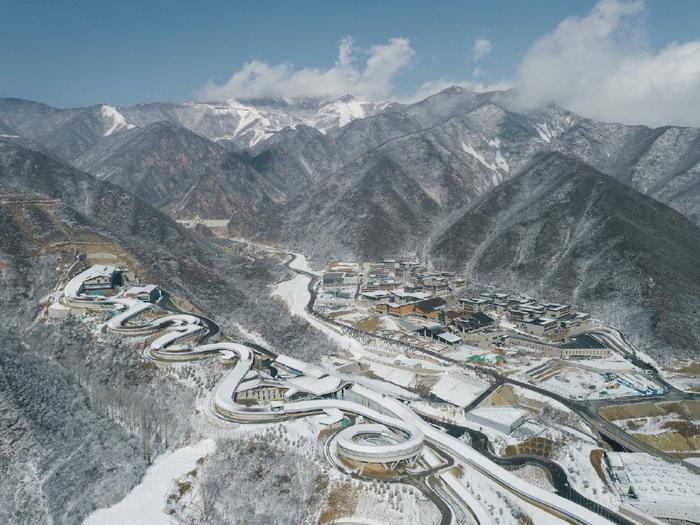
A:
318;408;344;426
275;355;325;378
360;290;391;298
431;373;489;408
128;284;158;292
437;332;461;344
286;374;341;396
369;362;415;388
467;406;529;426
64;265;117;299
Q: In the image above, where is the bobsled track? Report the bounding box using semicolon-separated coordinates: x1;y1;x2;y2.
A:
61;265;619;525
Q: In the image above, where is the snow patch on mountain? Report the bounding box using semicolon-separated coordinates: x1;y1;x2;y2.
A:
311;95;381;131
534;123;554;143
495;149;510;172
85;439;216;525
461;140;508;173
100;105;134;136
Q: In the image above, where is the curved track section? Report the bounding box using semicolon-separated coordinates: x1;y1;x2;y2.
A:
335;423;423;464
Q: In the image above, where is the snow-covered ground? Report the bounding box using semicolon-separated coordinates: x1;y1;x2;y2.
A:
511;464;556;493
554;440;621;510
616;414;686;435
430;373;489;408
445;460;569;525
287;252;319;275
534;367;642;400
85;439;216;525
574;356;638;372
272;272;363;355
271;273;310;318
369;362;416;388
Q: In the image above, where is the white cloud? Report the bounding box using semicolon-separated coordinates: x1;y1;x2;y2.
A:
472;39;493;61
507;0;700;127
198;36;414;101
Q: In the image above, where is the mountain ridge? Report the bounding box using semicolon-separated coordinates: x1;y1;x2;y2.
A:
431;151;700;360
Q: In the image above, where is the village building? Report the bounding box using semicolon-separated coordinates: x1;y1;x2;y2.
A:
82;265;120;290
558;312;591;333
125;284;161;302
449;278;467;290
493;301;509;314
415;324;462;345
360;290;391;302
543;303;572;318
453;312;495;333
516;318;559;337
376;302;415;317
466;406;529;434
235;379;288;404
323;271;359;289
460;297;491;314
508;297;534;309
509;304;546;321
381;258;399;269
322;271;345;287
439;309;463;324
508;334;612;358
414;297;448;319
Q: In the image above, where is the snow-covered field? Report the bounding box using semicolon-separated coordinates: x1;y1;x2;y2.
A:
272;273;310;318
534;367;642;400
271;272;363;354
369;362;416;388
554;440;621;510
430;373;489;408
85;439;216;525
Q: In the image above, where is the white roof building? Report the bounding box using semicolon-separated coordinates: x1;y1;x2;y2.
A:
286;374;342;396
465;406;530;435
274;355;325;378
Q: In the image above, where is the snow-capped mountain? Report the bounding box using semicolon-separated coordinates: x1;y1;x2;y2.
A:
117;94;388;149
0;94;388;156
3;86;700;364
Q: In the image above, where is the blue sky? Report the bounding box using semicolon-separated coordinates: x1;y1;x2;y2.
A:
1;0;699;126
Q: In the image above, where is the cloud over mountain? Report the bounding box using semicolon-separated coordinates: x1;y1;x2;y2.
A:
508;0;700;127
199;36;414;101
197;0;700;128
